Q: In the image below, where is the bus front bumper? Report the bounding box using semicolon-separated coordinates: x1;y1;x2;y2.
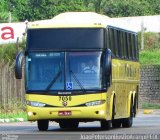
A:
27;104;109;121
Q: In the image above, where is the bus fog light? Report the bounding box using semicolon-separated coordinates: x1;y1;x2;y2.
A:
28;112;33;116
99;110;104;115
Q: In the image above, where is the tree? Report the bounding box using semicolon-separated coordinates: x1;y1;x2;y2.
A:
1;0;160;22
0;0;8;13
15;0;86;21
0;0;20;22
83;0;106;13
102;0;160;17
0;0;85;22
147;0;160;15
0;0;8;22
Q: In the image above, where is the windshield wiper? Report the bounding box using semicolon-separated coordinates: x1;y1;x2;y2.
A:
45;70;62;91
70;70;86;93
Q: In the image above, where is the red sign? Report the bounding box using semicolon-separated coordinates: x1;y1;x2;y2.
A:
0;23;26;44
58;111;72;116
1;26;14;40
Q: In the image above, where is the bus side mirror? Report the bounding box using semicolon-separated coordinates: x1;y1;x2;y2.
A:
103;49;112;87
15;51;24;79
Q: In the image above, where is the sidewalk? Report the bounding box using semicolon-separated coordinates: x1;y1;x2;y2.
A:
138;109;160;115
0;118;25;123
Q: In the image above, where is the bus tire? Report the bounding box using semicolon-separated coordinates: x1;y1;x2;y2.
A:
133;95;137;117
122;101;134;128
59;121;79;129
112;120;121;128
100;120;111;130
112;97;121;128
112;96;116;120
37;120;49;131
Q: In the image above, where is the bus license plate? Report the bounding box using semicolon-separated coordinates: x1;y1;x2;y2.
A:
58;111;71;116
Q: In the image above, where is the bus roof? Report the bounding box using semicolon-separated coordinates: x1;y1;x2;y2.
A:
28;12;136;32
28;12;110;29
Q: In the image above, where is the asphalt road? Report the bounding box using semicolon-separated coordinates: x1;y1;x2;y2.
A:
0;111;160;140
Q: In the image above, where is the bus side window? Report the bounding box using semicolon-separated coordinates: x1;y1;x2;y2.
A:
108;29;111;51
117;30;123;58
108;28;115;57
131;34;136;60
111;29;116;57
125;32;129;59
122;32;126;59
114;30;119;57
127;33;131;59
130;34;133;60
119;31;125;59
135;35;139;60
106;28;111;51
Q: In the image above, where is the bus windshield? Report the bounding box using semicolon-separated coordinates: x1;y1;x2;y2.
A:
66;52;102;91
26;52;65;91
26;51;102;93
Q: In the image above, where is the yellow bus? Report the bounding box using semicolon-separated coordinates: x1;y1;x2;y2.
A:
15;12;140;131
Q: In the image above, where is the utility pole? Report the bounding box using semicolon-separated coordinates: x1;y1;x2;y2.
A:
141;18;144;50
8;11;11;23
8;1;14;23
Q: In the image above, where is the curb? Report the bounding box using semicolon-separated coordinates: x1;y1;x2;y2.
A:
143;109;153;114
0;118;25;123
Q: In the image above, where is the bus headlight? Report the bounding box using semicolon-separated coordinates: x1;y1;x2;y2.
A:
27;101;46;107
85;100;105;106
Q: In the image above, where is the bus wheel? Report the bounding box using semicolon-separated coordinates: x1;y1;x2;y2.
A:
59;121;79;129
37;120;49;131
122;102;134;128
112;97;121;128
112;120;121;128
100;120;111;130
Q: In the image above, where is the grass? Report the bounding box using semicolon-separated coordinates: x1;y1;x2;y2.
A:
0;111;27;120
138;32;160;65
142;102;160;109
140;49;160;65
0;112;27;119
0;110;27;120
0;41;25;63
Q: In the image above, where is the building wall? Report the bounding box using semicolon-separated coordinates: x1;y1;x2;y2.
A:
140;65;160;105
111;15;160;32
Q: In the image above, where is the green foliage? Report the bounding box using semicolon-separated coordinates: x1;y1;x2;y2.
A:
0;110;27;120
142;102;160;109
138;32;160;65
1;0;160;22
0;0;8;13
140;50;160;65
138;32;160;50
0;0;18;23
0;12;9;23
11;0;86;21
83;0;104;13
0;44;16;63
10;0;28;22
144;33;160;50
0;42;25;63
0;0;8;22
102;0;156;17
